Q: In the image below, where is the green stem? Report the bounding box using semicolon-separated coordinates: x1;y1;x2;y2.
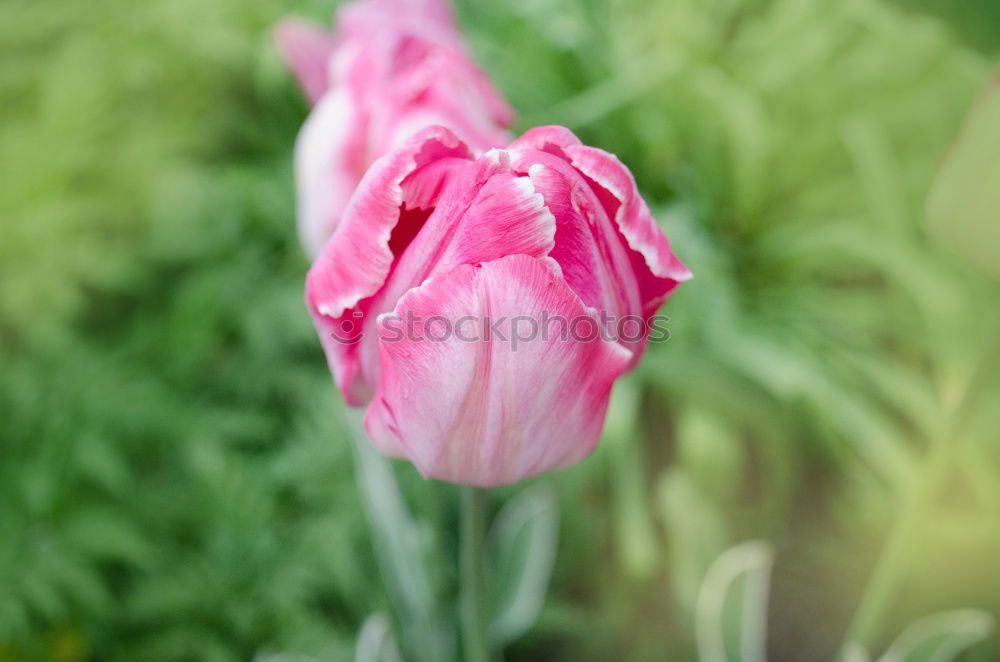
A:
460;486;490;662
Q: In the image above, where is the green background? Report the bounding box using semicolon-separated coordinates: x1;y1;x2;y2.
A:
3;0;1000;659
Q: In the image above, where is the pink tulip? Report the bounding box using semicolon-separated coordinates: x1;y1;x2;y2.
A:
306;126;691;487
274;0;513;255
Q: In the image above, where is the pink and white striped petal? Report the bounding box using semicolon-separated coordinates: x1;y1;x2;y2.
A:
306;127;473;403
365;254;633;487
566;144;693;314
352;149;557;400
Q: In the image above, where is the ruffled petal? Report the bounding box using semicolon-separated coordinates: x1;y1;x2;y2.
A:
352;149;556;397
512;152;642;317
366;149;556;305
306;126;473;403
565;145;693;314
273;18;336;106
432;150;556;267
365;254;633;486
509;125;582;156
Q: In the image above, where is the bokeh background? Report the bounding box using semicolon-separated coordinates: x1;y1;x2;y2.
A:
3;0;1000;660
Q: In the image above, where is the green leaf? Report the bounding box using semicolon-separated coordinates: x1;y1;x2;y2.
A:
349;415;454;662
487;486;559;646
62;507;157;567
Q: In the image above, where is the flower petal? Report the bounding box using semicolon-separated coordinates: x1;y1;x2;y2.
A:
273;18;336;106
340;0;459;37
295;88;368;257
565;145;693;313
513;154;642;319
365;149;557;316
306;126;473;403
509;125;582;157
351;149;557;400
307;126;471;320
431;151;556;267
399;155;471;210
365;254;633;487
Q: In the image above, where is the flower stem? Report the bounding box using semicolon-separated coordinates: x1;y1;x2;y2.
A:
460;486;490;662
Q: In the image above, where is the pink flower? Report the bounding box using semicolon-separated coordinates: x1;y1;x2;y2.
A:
274;0;513;255
306;126;691;487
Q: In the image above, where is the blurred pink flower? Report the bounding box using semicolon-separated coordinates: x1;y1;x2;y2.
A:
275;0;513;255
306;126;691;486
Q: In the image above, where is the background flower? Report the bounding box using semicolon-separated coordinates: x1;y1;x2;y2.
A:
275;0;513;255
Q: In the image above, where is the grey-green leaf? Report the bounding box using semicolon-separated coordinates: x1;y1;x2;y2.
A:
348;413;453;662
487;486;559;646
876;609;995;662
355;613;403;662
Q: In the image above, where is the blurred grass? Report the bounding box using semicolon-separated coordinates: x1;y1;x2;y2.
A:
2;0;1000;660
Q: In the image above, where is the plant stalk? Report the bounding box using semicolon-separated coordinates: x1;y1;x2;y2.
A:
460;486;491;662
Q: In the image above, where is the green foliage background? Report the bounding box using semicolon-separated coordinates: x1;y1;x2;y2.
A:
2;0;999;660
